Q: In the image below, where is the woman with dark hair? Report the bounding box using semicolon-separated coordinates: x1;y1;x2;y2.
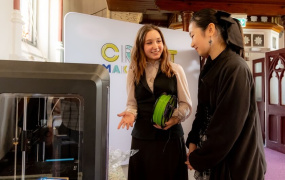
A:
185;9;266;180
118;24;192;180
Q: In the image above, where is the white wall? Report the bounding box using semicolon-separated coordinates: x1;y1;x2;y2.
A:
279;30;284;49
0;0;13;60
49;0;60;62
36;0;50;61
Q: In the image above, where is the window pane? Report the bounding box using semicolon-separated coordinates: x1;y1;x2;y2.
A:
270;71;279;104
20;0;36;45
255;62;262;73
255;76;262;101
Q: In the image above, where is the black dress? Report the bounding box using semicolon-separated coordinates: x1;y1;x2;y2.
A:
128;68;188;180
186;47;266;180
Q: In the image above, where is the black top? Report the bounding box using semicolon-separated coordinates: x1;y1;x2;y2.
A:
186;47;266;180
132;68;184;140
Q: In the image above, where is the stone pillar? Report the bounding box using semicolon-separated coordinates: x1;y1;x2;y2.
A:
10;0;24;60
57;0;64;62
182;11;192;32
14;0;20;10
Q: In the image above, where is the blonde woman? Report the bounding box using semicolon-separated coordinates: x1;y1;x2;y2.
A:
118;24;192;180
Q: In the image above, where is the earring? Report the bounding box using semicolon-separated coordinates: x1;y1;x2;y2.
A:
209;37;212;45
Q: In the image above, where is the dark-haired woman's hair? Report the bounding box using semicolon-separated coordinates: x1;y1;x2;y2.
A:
190;8;245;59
233;18;245;58
130;24;174;84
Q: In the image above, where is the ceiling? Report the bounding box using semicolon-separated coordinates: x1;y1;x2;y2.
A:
106;0;285;28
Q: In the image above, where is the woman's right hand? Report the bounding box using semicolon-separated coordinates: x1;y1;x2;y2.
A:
117;111;135;130
185;143;197;170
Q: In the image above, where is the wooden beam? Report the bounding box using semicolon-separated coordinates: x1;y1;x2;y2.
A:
156;1;285;16
244;22;284;33
107;0;156;13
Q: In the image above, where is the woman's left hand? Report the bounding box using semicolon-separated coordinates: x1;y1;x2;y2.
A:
153;117;180;130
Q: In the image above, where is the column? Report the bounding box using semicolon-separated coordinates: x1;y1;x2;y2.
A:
14;0;20;10
182;11;193;32
10;0;24;60
57;0;64;62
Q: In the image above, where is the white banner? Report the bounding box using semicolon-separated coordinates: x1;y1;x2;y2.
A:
64;12;200;162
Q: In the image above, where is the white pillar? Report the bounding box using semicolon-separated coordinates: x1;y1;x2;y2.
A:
10;9;24;60
56;41;64;62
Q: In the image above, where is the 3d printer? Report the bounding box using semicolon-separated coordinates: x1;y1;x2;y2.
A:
0;60;110;180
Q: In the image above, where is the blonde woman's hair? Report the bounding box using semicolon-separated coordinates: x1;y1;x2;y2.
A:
130;24;174;84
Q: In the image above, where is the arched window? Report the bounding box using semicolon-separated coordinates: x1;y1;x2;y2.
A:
21;0;37;46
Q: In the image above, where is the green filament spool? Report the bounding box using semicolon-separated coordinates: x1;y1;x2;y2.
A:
152;94;177;127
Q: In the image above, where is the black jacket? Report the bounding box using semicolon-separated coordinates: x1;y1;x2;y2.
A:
186;47;266;180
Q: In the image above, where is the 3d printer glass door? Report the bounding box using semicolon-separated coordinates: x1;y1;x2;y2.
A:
0;93;84;180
